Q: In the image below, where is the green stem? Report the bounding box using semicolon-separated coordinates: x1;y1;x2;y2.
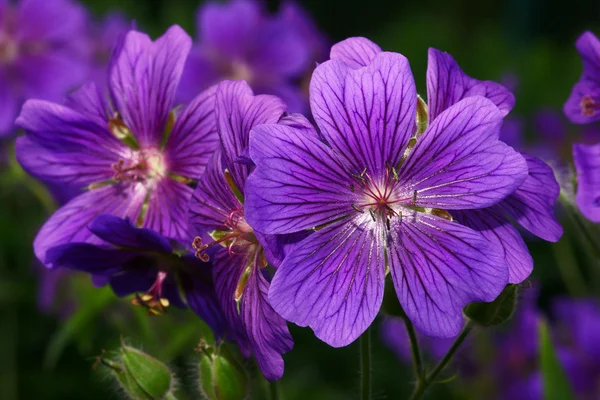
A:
410;321;473;400
269;380;280;400
164;392;180;400
360;326;372;400
403;316;423;380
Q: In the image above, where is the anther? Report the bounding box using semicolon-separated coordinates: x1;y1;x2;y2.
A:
351;203;364;213
192;236;210;262
412;190;418;206
369;208;376;222
350;184;355;192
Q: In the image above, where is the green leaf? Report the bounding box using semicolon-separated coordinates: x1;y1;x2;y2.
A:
121;344;173;399
463;284;517;326
539;319;575;400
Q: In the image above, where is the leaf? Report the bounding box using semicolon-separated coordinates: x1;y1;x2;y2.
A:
463;284;518;326
540;319;575;400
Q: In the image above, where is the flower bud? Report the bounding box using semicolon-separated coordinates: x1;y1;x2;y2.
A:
197;342;249;400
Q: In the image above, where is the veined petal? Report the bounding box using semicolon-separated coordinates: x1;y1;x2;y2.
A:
143;178;194;243
496;154;563;241
388;213;507;337
426;48;515;121
574;142;600;222
454;209;533;284
88;214;172;253
246;123;355;234
329;37;382;69
109;26;191;147
268;215;385;347
400;96;528;209
255;230;310;268
166;85;219;179
564;32;600;124
189;150;241;234
63;82;111;128
310;52;417;175
34;184;146;266
216;80;286;192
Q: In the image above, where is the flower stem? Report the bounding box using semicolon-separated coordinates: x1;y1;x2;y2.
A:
360;326;372;400
403;317;423;380
269;380;280;400
410;321;473;400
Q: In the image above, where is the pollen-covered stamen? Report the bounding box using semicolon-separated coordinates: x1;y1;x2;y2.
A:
581;95;600;116
131;271;170;315
111;149;167;183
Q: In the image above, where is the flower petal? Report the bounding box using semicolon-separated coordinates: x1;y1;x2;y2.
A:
143;178;194;243
34;184;146;265
269;215;385;347
246;123;355;234
496;154;563;241
310;52;417;175
400;96;528;209
109;25;191;147
454;209;533;284
388;213;507;337
426;48;515;121
88;214;172;253
216;80;286;193
165;85;219;179
329;37;382;69
45;243;132;274
573;142;600;222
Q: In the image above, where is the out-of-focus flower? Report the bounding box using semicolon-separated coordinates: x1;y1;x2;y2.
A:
564;31;600;124
552;298;600;400
86;12;130;84
245;37;530;344
573;142;600;222
16;25;220;265
46;214;226;333
0;0;89;137
178;0;322;112
188;80;295;381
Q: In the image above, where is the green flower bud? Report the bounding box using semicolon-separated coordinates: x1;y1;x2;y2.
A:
197;343;249;400
463;284;518;326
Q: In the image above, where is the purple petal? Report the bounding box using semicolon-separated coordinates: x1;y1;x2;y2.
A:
165;85;219;179
34;184;146;265
109;268;186;308
496;154;563;241
388;213;507;337
400;96;528;210
88;214;172;253
15;0;88;42
45;243;131;274
109;26;191;147
255;230;310;268
216;80;286;192
310;52;417;175
176;47;221;104
246;123;354;234
143;178;194;243
427;48;515;121
63;83;111;129
189;150;241;235
269;215;385;347
329;37;382;69
564;31;600;124
454;209;533;284
277;113;320;137
0;81;18;135
573;142;600;222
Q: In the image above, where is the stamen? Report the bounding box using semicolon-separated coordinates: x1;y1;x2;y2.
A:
369;208;376;222
412;190;418;206
130;271;170;315
352;203;364;213
581;95;599;116
350;184;355;192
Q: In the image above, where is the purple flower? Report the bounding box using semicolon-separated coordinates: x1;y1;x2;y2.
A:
46;214;226;333
244;37;531;345
573;142;600;222
86;12;130;84
188;80;293;380
15;26;219;265
565;31;600;124
426;47;563;284
552;298;600;400
0;0;89;137
178;0;317;112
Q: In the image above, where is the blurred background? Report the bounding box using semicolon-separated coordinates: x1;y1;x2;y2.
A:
2;0;600;399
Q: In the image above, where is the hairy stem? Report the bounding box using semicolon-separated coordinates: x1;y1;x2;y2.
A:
403;317;423;381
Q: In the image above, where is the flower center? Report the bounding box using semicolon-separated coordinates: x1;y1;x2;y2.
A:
112;148;167;183
131;271;170;315
0;33;18;64
192;209;258;262
228;60;253;83
580;94;600;117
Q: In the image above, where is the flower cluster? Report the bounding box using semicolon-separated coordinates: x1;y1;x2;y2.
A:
13;0;570;385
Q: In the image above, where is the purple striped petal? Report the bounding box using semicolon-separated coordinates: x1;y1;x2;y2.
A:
454;209;533;284
329;37;382;69
269;215;385;347
246;123;355;234
63;83;111;128
564;31;600;124
216;80;286;193
88;214;172;253
496;154;563;241
388;213;507;337
399;96;528;210
573;142;600;222
427;48;515;121
34;185;146;265
143;178;194;243
165;85;219;179
109;26;191;147
310;52;417;175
